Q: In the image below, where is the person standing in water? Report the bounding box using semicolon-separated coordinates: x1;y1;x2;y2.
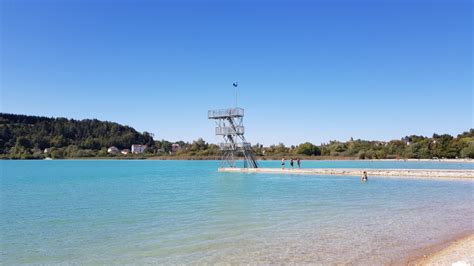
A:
361;171;368;182
281;158;285;170
297;158;301;168
290;158;294;168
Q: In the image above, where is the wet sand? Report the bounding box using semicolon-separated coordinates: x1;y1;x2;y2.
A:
409;234;474;265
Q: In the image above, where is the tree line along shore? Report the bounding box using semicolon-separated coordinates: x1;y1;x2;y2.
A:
1;113;473;160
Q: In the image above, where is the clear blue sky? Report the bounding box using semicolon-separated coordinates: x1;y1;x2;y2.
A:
1;0;472;145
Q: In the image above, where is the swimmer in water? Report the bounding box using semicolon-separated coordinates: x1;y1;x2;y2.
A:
361;171;368;182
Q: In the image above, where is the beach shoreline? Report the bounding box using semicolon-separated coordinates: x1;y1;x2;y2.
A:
406;233;474;265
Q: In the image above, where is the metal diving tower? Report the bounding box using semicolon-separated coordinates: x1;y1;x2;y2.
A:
208;107;258;168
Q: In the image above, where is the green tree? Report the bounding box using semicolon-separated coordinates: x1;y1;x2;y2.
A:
191;138;208;151
16;136;32;149
295;142;321;156
460;142;474;158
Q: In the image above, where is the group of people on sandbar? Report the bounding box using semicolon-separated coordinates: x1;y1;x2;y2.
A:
279;158;368;182
281;158;301;169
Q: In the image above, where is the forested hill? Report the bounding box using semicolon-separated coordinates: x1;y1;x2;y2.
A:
0;113;154;158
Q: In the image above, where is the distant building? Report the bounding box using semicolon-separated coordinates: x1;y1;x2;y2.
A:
375;141;386;147
131;144;146;154
44;148;51;154
171;143;181;152
108;146;120;154
121;149;130;155
402;137;411;146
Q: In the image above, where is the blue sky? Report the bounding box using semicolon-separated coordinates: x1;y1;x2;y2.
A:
1;0;472;145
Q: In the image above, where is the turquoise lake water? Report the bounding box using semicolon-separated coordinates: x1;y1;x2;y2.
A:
1;160;473;264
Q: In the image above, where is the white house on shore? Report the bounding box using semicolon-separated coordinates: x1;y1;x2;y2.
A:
171;143;181;152
108;146;120;154
131;144;146;154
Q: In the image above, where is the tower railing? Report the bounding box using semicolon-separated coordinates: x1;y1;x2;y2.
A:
215;126;245;135
208;108;244;119
218;142;252;150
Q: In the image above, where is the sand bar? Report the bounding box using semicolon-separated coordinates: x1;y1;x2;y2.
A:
219;168;474;179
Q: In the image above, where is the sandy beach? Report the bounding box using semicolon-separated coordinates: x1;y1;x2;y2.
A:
410;234;474;265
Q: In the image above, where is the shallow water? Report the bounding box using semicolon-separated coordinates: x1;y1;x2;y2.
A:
1;160;473;264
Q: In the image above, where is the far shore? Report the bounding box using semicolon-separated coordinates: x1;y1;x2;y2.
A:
145;157;474;163
2;156;474;163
